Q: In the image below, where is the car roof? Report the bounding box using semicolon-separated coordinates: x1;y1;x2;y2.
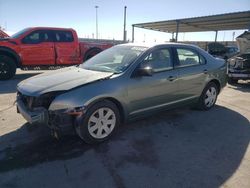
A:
27;27;74;31
118;42;200;49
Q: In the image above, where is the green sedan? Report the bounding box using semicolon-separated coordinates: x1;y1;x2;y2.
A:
16;43;227;144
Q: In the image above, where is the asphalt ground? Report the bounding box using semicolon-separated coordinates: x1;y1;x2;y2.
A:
0;69;249;188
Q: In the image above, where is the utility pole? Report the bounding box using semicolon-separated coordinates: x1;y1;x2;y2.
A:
123;6;127;42
95;5;99;39
232;32;235;41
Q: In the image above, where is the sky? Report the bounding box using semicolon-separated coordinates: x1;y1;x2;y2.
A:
0;0;249;42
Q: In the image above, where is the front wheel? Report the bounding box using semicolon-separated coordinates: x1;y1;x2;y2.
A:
0;55;16;80
197;82;218;110
75;100;120;144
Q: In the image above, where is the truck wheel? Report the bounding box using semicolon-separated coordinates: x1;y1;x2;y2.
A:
0;55;16;80
75;100;120;144
197;82;218;111
84;48;102;61
228;77;238;84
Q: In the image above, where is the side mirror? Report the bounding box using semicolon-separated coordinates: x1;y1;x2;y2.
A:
136;65;153;77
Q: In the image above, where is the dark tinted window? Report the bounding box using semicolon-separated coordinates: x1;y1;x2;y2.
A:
22;30;52;44
54;31;74;42
226;47;238;53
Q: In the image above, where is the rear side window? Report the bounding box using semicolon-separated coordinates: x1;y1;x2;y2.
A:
176;48;206;67
54;31;74;42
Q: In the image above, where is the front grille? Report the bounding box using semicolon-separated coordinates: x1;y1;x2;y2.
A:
243;59;250;69
229;55;250;71
235;53;250;69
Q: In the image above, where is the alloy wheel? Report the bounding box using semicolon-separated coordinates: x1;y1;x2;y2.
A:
204;86;217;107
87;107;116;139
0;62;8;75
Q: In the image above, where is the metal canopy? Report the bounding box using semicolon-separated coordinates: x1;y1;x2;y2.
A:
132;11;250;41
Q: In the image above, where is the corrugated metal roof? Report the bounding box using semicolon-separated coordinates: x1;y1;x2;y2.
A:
133;11;250;33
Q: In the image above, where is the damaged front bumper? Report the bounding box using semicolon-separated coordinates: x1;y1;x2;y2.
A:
17;99;49;125
228;69;250;80
228;73;250;79
228;55;250;80
16;95;86;135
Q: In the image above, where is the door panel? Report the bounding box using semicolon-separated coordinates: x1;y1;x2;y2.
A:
177;65;207;98
54;31;80;65
127;47;180;116
175;48;208;99
20;43;55;65
55;43;80;65
128;70;179;115
20;30;55;66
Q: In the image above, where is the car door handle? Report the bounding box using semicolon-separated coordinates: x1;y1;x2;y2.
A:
203;69;208;74
167;76;177;81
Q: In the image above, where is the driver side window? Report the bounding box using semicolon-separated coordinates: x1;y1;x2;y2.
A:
22;30;49;44
143;48;172;72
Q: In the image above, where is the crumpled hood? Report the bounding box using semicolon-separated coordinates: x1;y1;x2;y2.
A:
236;31;250;54
17;66;113;96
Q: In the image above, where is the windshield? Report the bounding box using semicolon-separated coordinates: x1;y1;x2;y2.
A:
81;45;148;73
11;28;30;39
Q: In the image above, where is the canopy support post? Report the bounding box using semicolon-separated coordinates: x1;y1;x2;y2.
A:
175;21;180;42
132;25;135;42
215;31;218;42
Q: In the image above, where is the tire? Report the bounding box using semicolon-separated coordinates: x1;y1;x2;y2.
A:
75;100;120;144
228;77;238;84
197;82;218;110
84;48;102;61
0;55;16;80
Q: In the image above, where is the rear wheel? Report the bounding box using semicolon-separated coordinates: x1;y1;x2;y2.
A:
0;55;16;80
84;48;102;61
197;82;218;110
75;100;120;144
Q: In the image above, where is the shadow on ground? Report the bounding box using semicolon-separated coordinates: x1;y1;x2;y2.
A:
227;81;250;92
0;71;41;94
0;106;249;188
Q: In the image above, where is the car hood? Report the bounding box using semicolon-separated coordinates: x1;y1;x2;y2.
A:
17;66;113;96
236;31;250;54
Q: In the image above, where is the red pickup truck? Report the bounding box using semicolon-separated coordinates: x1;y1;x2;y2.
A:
0;27;114;80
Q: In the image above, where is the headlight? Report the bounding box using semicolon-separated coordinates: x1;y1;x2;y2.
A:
33;91;65;109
